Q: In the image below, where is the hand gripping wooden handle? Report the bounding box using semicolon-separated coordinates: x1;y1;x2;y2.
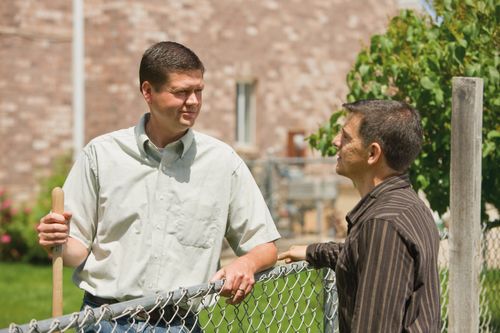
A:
51;187;64;317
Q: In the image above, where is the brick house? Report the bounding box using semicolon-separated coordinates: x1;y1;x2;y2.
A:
0;0;413;203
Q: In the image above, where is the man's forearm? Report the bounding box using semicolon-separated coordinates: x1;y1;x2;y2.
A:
62;237;89;268
305;241;343;269
241;242;278;273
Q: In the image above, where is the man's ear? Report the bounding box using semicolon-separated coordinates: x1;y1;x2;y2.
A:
141;81;153;103
367;142;383;166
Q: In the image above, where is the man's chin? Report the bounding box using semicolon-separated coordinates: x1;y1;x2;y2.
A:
335;165;343;175
182;116;198;125
179;119;196;128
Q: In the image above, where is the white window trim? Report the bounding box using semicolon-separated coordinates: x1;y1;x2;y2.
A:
235;80;256;146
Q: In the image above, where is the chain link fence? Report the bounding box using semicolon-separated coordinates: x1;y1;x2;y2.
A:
2;157;499;332
3;262;337;333
437;225;500;333
480;225;500;332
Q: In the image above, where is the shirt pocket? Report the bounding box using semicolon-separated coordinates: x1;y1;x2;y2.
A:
172;202;220;249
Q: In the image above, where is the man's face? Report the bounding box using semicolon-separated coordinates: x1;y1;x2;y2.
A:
145;70;204;133
332;113;370;179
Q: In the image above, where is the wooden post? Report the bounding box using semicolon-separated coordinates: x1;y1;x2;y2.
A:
449;77;483;332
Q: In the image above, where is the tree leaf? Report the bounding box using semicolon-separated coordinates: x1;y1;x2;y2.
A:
420;76;434;90
486;130;500;139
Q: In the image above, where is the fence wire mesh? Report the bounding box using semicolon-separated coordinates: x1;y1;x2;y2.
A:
438;225;499;333
480;225;500;332
3;262;338;333
438;229;450;333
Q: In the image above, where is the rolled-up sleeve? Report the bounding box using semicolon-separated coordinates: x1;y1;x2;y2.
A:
64;146;99;250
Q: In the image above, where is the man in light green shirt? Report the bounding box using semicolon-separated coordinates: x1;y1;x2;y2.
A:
37;41;280;332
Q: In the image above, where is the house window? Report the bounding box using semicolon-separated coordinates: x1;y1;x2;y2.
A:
235;81;255;145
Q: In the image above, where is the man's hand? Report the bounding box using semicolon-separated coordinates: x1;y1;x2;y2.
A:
36;211;89;267
277;245;308;264
210;242;277;305
37;212;73;250
211;256;256;305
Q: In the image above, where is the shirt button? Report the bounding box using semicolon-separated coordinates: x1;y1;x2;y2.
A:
159;196;164;201
156;224;161;229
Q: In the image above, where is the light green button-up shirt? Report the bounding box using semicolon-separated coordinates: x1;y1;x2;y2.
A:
64;114;280;301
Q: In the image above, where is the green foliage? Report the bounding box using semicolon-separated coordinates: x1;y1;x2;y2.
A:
0;154;72;263
0;190;32;261
307;110;346;157
309;0;499;227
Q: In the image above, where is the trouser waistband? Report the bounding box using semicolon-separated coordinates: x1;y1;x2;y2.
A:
83;291;189;323
84;291;119;305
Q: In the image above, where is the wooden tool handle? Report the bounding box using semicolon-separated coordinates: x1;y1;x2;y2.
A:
51;187;64;317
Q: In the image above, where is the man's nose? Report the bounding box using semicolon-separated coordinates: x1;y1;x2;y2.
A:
333;133;341;148
186;91;200;105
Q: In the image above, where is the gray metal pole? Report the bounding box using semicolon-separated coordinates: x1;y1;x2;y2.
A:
72;0;85;160
449;77;483;333
323;268;337;333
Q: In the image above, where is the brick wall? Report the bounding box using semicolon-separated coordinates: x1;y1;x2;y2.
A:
0;1;73;202
0;0;397;203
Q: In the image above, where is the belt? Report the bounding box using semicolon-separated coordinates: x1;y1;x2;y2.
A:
83;292;188;323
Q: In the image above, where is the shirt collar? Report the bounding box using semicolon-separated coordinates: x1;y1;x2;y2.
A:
346;173;412;230
135;113;195;162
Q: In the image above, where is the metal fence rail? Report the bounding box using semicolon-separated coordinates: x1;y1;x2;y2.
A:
2;262;338;333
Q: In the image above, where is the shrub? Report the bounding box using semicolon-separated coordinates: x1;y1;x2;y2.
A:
0;154;72;263
0;189;34;262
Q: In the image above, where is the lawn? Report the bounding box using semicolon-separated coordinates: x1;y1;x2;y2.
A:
0;262;84;328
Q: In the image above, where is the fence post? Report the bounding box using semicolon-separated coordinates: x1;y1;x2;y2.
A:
323;268;337;333
449;77;483;333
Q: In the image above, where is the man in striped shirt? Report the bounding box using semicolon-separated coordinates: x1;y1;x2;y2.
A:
279;100;441;332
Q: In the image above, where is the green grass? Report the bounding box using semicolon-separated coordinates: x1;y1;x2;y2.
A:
199;269;326;332
0;262;84;328
481;269;500;330
439;268;500;332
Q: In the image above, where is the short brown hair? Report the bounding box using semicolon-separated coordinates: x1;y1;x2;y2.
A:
343;99;423;172
139;41;205;91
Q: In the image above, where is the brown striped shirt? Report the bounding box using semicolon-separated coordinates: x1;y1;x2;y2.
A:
306;174;441;332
